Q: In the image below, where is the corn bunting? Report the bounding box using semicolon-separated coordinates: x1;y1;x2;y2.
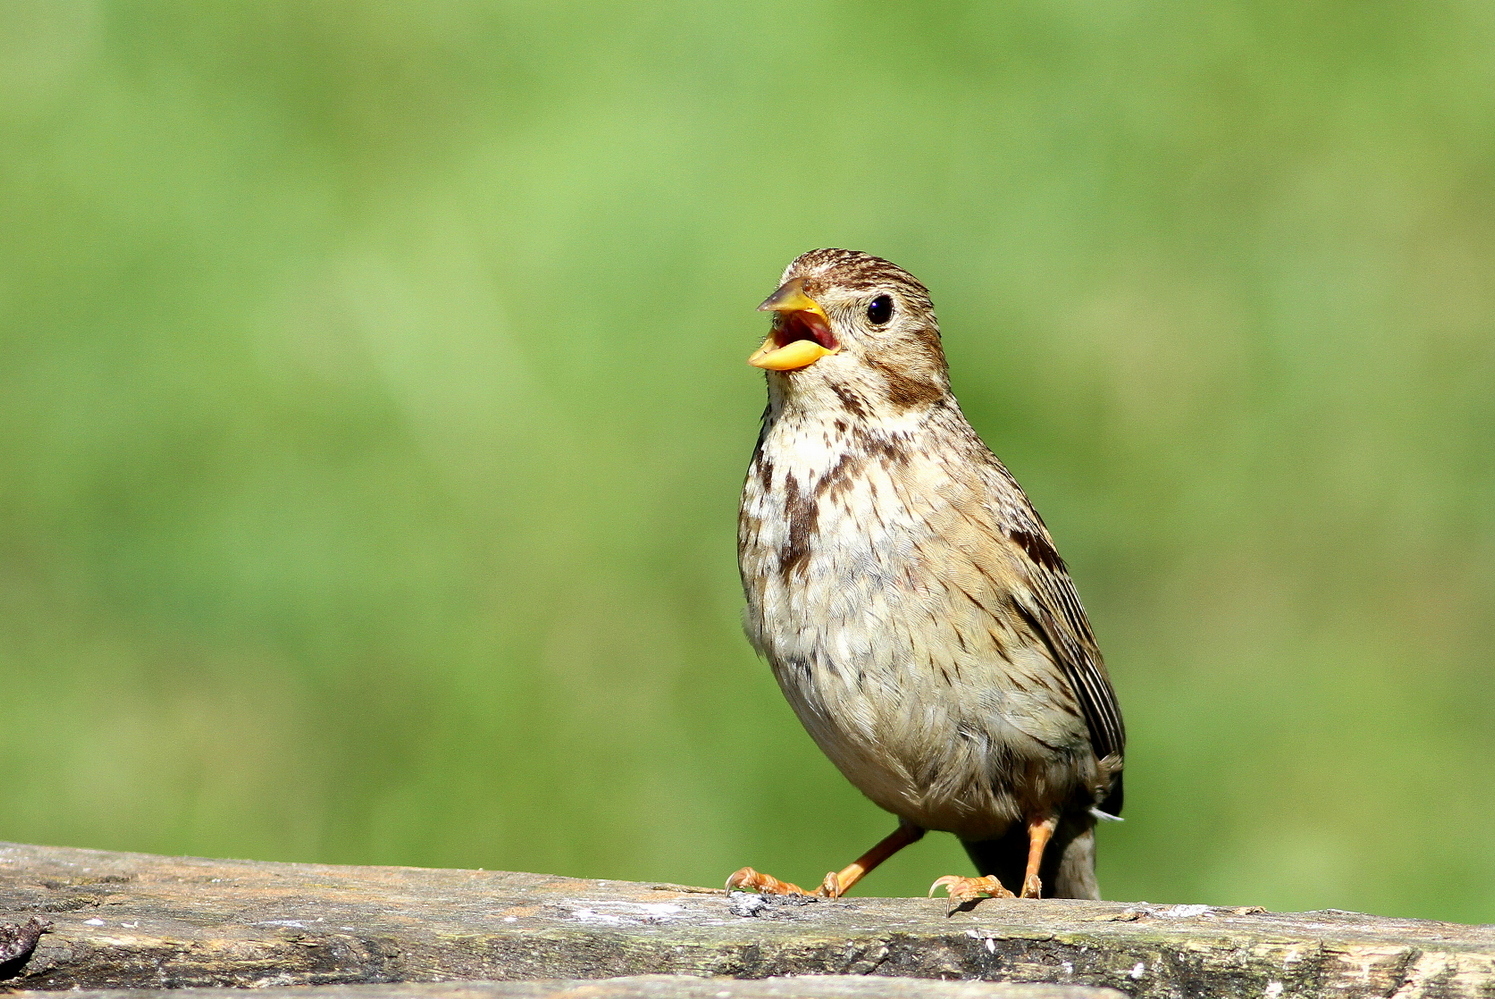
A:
728;249;1124;901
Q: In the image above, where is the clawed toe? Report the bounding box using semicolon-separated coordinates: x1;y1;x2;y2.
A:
929;874;1015;903
725;866;849;897
817;871;847;898
725;867;810;896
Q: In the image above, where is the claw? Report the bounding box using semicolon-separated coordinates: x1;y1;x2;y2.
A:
929;874;1015;903
725;867;810;896
817;871;844;898
1021;872;1043;899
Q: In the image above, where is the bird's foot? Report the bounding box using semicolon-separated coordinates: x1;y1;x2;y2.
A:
929;875;1015;903
726;867;809;896
726;867;846;897
816;870;847;897
1021;873;1043;899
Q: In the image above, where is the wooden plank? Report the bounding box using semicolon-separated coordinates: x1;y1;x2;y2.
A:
3;973;1123;999
1;843;1491;997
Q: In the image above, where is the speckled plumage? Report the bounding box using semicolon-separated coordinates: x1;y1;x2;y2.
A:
737;249;1123;900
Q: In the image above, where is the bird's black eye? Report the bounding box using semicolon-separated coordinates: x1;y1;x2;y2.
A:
866;295;894;325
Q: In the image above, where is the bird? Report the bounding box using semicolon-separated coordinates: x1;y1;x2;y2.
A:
727;248;1124;902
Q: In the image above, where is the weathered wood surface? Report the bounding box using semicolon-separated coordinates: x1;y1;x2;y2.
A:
4;973;1121;999
1;842;1491;998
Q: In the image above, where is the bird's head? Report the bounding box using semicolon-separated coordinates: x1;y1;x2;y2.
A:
750;248;951;413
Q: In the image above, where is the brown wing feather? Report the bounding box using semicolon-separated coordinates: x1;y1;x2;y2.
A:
982;455;1126;813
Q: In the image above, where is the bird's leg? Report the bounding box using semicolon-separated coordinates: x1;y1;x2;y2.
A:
727;823;924;898
820;822;925;897
1020;813;1058;899
931;812;1061;903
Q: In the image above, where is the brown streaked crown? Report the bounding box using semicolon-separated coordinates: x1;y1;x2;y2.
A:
780;248;935;309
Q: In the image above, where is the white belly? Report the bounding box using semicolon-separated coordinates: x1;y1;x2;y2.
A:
739;418;1090;840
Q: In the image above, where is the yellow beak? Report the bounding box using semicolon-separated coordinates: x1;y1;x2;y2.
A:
749;278;839;371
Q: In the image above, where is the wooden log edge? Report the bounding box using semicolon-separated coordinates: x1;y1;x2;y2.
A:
1;842;1491;998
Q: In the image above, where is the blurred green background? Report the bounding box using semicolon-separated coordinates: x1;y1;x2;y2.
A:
2;2;1492;922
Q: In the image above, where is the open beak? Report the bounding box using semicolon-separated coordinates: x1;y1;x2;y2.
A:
748;278;840;371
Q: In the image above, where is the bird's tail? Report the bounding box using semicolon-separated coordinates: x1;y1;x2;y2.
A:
961;812;1099;900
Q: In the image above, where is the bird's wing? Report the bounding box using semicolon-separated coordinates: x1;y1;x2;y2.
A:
980;461;1126;811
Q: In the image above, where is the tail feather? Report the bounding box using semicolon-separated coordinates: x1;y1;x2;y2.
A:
960;813;1099;900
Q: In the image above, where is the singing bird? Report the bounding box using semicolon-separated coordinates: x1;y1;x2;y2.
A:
728;249;1124;901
